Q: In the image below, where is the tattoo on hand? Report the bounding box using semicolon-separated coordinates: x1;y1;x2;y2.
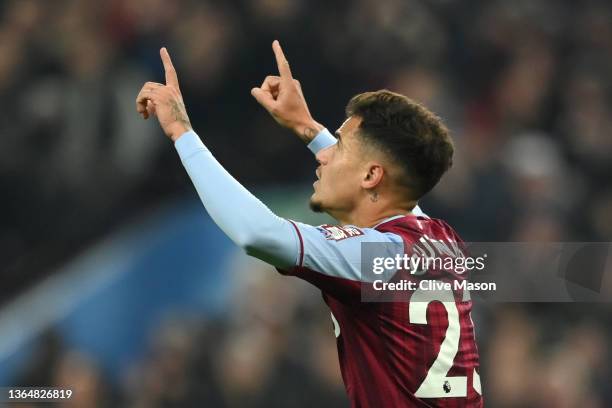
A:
170;100;192;129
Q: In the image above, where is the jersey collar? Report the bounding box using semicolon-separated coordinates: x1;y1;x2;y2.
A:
372;214;410;229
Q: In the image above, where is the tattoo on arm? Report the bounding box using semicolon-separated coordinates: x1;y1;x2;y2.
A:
302;127;318;143
170;100;192;129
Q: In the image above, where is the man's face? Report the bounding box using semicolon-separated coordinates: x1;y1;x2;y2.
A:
310;116;368;215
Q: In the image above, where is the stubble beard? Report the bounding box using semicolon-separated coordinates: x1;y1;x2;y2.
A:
309;197;324;213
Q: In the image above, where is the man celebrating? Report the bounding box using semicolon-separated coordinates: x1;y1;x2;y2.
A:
136;41;482;407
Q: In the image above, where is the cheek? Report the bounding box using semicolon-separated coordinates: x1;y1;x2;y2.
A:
325;159;361;193
325;160;347;185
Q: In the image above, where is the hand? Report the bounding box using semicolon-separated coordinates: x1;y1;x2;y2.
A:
251;40;324;143
136;47;192;142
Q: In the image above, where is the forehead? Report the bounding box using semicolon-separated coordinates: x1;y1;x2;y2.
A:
336;116;362;138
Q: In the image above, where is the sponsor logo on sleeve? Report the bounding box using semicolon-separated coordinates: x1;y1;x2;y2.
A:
317;225;364;241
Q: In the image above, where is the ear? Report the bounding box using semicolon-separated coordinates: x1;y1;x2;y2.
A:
362;162;384;189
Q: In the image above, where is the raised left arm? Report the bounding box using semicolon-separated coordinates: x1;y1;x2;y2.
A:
136;48;302;268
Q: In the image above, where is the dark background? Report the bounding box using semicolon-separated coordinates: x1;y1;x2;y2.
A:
1;0;611;406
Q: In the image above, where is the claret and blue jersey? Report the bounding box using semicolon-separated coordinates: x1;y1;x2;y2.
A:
174;127;483;408
280;214;483;408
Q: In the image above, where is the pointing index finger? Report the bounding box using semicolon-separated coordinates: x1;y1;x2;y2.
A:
160;47;179;88
272;40;293;81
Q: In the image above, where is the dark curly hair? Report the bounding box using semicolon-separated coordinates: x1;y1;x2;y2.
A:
346;90;454;200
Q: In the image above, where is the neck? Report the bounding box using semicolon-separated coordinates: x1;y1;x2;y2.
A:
331;197;417;228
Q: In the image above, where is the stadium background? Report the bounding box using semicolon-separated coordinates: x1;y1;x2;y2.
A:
1;0;611;406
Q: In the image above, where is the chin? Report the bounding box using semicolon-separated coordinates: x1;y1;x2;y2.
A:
309;194;325;213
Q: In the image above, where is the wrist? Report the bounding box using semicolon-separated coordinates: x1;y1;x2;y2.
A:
169;123;191;142
294;120;324;143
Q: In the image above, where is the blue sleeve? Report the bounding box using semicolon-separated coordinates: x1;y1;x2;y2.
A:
306;128;337;154
174;129;426;280
175;130;299;268
291;222;404;282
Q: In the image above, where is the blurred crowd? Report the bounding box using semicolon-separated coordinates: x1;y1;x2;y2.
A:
13;263;612;407
14;260;350;408
2;0;612;406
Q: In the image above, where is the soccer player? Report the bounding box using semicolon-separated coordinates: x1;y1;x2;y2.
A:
136;42;483;407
